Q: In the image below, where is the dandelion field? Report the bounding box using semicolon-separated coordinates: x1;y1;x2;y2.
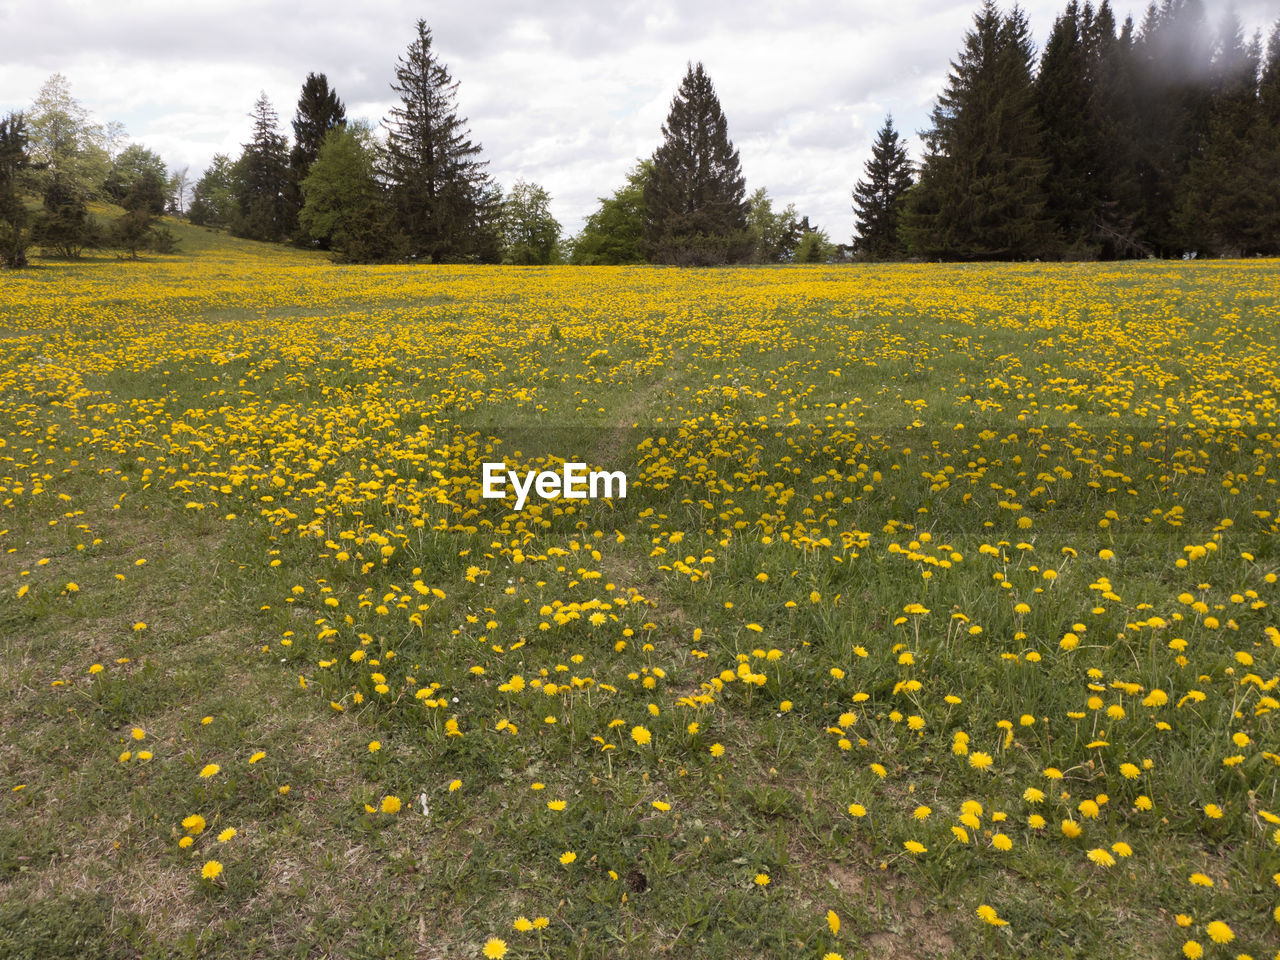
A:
1;230;1279;959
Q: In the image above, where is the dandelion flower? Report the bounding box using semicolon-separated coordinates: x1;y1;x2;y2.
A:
198;764;220;779
976;904;1008;927
847;803;867;818
1189;873;1214;887
1182;941;1202;959
200;860;223;881
631;725;652;746
827;909;840;935
217;828;237;842
754;872;770;886
560;851;576;865
513;917;533;932
903;840;927;854
482;937;508;959
1204;921;1233;944
381;795;402;814
969;751;993;771
1086;848;1115;868
182;814;206;835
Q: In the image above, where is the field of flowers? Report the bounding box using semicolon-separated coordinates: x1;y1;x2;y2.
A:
1;232;1278;959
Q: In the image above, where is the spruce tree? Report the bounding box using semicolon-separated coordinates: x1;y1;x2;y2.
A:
903;2;1050;260
384;19;496;262
1036;2;1095;254
852;115;913;260
0;112;34;268
1244;20;1280;254
289;73;345;234
232;93;293;242
1177;12;1263;255
642;62;748;265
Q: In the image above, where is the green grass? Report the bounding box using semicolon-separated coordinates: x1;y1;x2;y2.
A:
0;240;1278;958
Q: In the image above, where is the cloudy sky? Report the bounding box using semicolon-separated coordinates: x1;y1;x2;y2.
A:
1;1;1274;237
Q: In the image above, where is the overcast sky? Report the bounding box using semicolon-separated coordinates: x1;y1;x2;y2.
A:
2;1;1275;238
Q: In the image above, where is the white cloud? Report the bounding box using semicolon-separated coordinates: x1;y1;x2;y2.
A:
1;0;1273;237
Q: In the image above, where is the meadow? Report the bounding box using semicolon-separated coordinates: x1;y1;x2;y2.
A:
0;227;1278;960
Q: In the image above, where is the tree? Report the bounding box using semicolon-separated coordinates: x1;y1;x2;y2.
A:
794;226;836;263
745;188;801;263
384;19;497;262
111;169;174;259
852;116;914;259
570;161;651;264
643;62;749;265
188;154;237;228
170;166;191;216
232;93;293;241
289;73;346;232
0;112;35;268
26;74;109;202
299;121;400;260
103;144;172;206
291;73;346;181
33;170;102;259
902;2;1051;259
499;180;561;264
1176;11;1265;255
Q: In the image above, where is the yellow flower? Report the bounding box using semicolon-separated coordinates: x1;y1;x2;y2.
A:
709;743;725;757
380;795;402;814
368;741;381;752
559;851;576;865
754;872;770;886
1189;873;1214;887
1061;820;1082;838
513;917;533;932
969;752;993;771
903;840;927;854
1182;941;1202;959
178;836;194;849
198;764;220;779
200;860;223;881
912;805;931;821
631;725;652;746
1086;848;1115;868
248;751;265;764
652;800;671;812
1204;921;1233;944
547;800;566;811
182;814;206;835
992;833;1013;851
448;779;462;792
826;909;839;935
847;803;866;818
482;937;508;959
976;904;1008;927
217;828;237;843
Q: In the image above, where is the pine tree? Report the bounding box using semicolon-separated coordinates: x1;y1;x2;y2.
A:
642;62;748;265
384;19;496;262
1245;20;1280;254
903;2;1050;260
1177;12;1264;255
291;74;346;178
232;93;293;241
852;115;914;260
289;73;345;235
1036;2;1095;254
0;112;35;268
1126;0;1214;255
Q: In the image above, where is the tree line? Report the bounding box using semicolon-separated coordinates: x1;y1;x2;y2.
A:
4;1;1279;268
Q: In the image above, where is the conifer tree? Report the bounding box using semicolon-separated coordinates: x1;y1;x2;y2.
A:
852;115;913;260
0;112;35;268
1177;12;1264;255
384;19;497;262
232;93;293;241
642;62;748;265
289;73;346;230
903;2;1050;260
1253;21;1280;253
